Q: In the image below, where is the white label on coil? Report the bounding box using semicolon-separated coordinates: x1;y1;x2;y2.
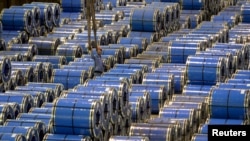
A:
247;84;250;87
241;90;245;94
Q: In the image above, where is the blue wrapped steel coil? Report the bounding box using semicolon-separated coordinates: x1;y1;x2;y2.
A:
109;136;149;141
4;119;47;141
0;126;39;141
61;0;86;12
209;87;250;119
32;55;67;69
129;84;166;114
130;8;161;32
186;55;226;85
51;69;88;90
7;44;38;61
0;133;26;141
55;44;83;62
0;103;14;125
28;107;52;114
51;98;102;139
129;96;144;122
43;133;92;141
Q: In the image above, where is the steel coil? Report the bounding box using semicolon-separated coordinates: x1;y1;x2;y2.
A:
130;8;161;32
127;31;159;44
108;68;143;84
129;123;173;141
153;67;186;94
94;76;132;86
186;55;226;85
96;47;123;64
159;107;196;134
4;119;46;141
23;3;53;30
52;98;102;139
11;61;45;83
146;117;188;141
0;57;11;84
28;107;52;114
129;91;151;120
60;90;111;131
129;84;166;114
14;86;55;103
79;54;112;68
196;50;235;78
31;2;60;27
10;5;41;28
84;79;129;117
55;44;83;62
128;96;144;123
142;73;174;100
46;32;74;43
182;84;214;97
61;0;85;12
62;64;94;79
7;44;38;61
32;55;67;69
0;133;26;141
0;102;20;118
209;87;250;119
102;71;138;84
198;118;248;134
74;85;119;125
0;103;14;125
16;112;53;133
5;90;45;108
26;82;64;98
1;30;29;44
28;36;61;55
52;26;83;34
51;69;88;90
36;25;48;36
0;51;24;61
43;133;92;141
0;8;33;34
109;135;149;141
124;58;159;73
117;37;148;54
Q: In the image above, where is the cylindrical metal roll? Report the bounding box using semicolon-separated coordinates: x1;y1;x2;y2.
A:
11;61;45;83
32;55;67;69
117;37;148;53
63;40;89;54
16;112;53;133
129;96;144;123
209;87;250;119
12;66;35;84
0;102;20;118
10;5;41;29
73;85;119;124
1;30;29;44
129;123;173;141
52;98;102;139
28;36;61;55
0;133;26;141
61;0;85;12
124;58;159;73
109;135;149;141
0;57;12;84
55;44;83;62
26;82;64;98
0;93;33;113
129;84;166;114
0;126;39;141
46;33;73;43
0;8;33;34
0;103;14;125
142;73;174;100
51;69;88;90
84;79;129;116
61;64;94;79
7;44;38;61
182;84;214;97
28;107;52;114
60;90;111;131
23;3;53;30
108;68;143;84
5;90;45;108
186;55;226;85
0;51;24;61
4;119;47;141
130;8;161;32
43;133;92;141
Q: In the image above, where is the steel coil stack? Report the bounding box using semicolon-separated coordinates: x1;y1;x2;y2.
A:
1;30;29;44
43;133;92;141
55;44;83;62
0;57;12;86
32;55;67;69
51;98;103;140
